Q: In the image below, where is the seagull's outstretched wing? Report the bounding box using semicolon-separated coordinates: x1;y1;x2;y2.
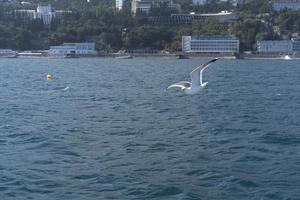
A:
190;58;219;85
167;81;191;90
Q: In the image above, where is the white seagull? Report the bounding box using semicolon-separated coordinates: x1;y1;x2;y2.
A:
167;58;219;95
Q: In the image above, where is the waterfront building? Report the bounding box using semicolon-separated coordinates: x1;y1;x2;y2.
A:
182;36;239;53
131;0;178;15
0;49;18;58
258;40;292;53
257;40;300;53
49;43;97;55
292;40;300;51
272;0;300;11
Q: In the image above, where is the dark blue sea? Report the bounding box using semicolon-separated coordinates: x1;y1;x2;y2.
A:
1;57;300;199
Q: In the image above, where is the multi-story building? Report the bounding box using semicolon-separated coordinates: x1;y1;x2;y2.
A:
49;43;97;55
55;10;73;18
182;36;239;53
292;40;300;51
257;40;300;53
36;5;53;26
15;9;37;19
191;0;247;6
15;4;72;27
131;0;178;15
171;11;239;23
272;0;300;11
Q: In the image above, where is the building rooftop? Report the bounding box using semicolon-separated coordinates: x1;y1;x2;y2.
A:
173;11;237;17
185;36;238;40
272;0;300;2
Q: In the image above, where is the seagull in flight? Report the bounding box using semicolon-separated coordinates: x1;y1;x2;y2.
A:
167;58;219;95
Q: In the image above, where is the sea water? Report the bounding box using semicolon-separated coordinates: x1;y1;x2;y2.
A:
0;57;300;199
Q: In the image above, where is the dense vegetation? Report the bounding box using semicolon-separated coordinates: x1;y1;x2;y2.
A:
0;0;299;52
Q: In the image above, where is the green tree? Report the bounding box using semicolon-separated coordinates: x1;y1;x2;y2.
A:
230;19;261;51
237;0;273;15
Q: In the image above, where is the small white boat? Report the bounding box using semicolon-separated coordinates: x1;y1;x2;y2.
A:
115;55;133;59
284;55;291;60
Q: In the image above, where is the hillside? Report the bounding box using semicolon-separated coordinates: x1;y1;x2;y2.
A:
0;0;298;52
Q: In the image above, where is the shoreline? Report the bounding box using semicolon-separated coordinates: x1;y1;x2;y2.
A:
7;52;300;59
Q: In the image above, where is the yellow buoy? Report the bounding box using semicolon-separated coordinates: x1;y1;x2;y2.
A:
46;74;53;80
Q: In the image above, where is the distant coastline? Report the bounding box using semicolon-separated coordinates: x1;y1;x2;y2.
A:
6;51;300;60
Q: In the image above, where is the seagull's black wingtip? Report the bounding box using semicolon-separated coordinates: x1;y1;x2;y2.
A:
210;58;220;63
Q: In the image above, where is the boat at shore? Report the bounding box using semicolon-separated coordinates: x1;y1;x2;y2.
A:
64;53;80;58
283;55;291;60
115;55;133;59
0;49;17;58
233;52;244;59
175;54;189;59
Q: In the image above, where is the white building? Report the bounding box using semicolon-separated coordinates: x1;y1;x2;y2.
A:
49;43;97;55
272;0;300;11
0;49;18;58
116;0;124;10
36;5;54;26
292;40;300;51
15;9;36;19
195;0;246;6
15;4;72;27
182;36;239;53
55;10;73;18
131;0;178;15
171;11;239;23
257;40;300;53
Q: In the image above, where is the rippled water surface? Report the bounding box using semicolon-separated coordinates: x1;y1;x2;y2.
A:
1;57;300;199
